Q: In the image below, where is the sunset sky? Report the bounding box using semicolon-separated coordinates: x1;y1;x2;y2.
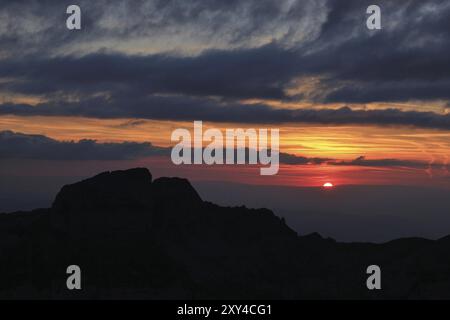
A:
0;0;449;193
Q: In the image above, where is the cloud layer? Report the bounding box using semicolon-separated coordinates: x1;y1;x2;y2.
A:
0;0;449;126
2;102;450;130
1;131;446;171
0;130;168;160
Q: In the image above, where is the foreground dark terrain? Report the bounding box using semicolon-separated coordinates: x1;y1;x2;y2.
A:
1;168;450;299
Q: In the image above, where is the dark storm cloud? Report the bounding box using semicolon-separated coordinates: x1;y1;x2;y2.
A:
0;130;169;160
324;81;450;103
0;130;331;165
0;45;298;100
0;1;449;105
2;131;438;169
296;0;450;102
2;98;450;130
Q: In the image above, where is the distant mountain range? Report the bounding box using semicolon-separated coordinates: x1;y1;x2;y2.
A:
1;168;450;299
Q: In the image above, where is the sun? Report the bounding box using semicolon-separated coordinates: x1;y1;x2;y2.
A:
323;182;334;188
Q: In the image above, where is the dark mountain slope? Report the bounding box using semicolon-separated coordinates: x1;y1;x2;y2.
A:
1;168;450;299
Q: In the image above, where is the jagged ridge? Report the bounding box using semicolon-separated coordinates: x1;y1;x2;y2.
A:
1;168;450;299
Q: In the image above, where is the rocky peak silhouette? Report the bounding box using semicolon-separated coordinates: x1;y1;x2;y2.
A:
52;168;154;212
1;168;450;299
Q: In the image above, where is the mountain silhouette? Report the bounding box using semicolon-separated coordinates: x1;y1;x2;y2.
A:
1;168;450;299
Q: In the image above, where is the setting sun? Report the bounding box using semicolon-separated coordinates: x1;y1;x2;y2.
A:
323;182;334;188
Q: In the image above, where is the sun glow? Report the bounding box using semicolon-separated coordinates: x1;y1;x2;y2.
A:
323;182;334;188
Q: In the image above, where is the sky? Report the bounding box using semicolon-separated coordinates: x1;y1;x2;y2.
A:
0;1;450;238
